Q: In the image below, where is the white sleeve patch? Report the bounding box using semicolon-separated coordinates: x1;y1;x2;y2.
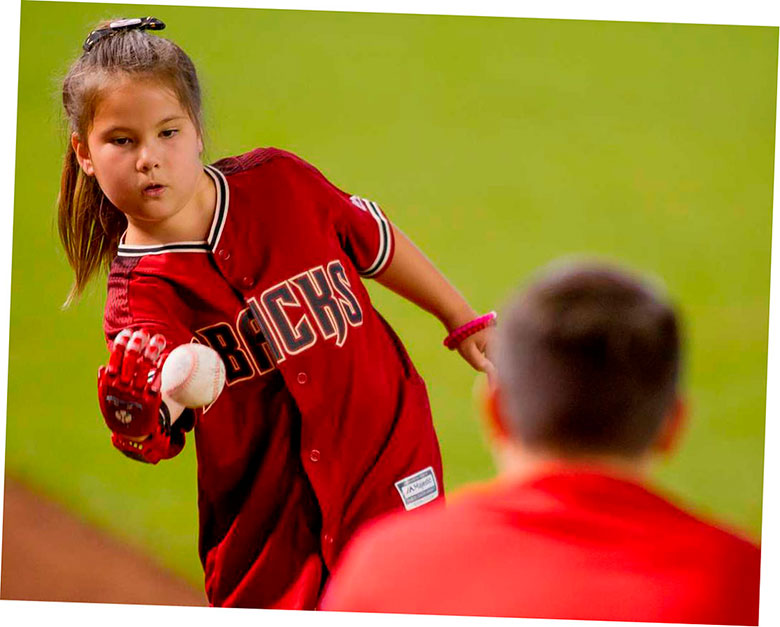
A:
394;466;440;511
349;195;392;277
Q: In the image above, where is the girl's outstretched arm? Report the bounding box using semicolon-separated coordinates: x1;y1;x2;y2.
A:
375;224;494;374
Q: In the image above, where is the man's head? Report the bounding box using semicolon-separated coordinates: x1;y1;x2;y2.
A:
488;260;683;465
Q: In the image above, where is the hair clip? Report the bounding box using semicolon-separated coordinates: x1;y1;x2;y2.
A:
82;16;166;53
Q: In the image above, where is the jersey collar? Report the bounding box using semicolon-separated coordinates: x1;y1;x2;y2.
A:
116;164;230;257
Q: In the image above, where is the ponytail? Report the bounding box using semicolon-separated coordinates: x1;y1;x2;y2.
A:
57;141;126;308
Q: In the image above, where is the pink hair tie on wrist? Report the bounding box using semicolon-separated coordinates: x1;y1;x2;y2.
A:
443;311;497;350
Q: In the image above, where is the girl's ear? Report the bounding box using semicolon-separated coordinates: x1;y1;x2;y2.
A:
197;133;204;154
71;132;95;176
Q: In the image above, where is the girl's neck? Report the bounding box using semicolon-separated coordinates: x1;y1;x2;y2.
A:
124;168;217;246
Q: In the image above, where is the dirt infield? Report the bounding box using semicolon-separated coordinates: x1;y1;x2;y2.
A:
1;477;207;606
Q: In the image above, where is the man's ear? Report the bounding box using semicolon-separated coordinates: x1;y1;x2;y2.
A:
654;396;687;455
71;132;95;176
479;376;512;443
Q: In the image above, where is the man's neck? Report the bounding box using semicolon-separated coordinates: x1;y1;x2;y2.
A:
494;440;652;485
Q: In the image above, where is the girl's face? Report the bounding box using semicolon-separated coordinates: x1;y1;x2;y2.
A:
72;76;204;229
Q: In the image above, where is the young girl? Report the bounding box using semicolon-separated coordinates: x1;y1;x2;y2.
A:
59;17;494;610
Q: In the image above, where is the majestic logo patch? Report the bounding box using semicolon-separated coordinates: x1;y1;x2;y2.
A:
394;466;439;511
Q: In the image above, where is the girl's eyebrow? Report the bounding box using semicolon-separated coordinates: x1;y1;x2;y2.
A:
101;116;187;135
158;115;186;125
101;125;132;135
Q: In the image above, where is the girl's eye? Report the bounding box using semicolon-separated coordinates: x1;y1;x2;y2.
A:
161;129;179;138
111;137;131;146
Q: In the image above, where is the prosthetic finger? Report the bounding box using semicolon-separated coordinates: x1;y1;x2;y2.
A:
120;329;150;384
107;328;133;376
133;360;153;391
143;334;168;393
133;334;166;390
148;365;163;395
144;334;167;364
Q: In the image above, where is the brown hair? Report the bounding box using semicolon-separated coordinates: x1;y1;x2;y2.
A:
492;260;681;458
58;20;203;306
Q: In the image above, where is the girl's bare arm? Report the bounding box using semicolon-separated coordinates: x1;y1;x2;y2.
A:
375;224;494;374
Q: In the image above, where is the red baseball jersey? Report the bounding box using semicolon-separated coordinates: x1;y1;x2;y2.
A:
321;468;761;625
103;147;444;609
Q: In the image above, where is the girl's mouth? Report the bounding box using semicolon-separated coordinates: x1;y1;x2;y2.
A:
143;184;165;197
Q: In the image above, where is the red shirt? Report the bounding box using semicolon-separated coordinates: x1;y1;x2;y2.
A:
103;148;444;609
321;468;761;625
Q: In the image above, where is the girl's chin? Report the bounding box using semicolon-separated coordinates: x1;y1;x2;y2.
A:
126;210;177;226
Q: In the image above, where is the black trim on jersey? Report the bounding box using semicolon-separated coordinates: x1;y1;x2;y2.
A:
348;196;391;278
205;164;229;250
116;165;229;257
359;199;392;278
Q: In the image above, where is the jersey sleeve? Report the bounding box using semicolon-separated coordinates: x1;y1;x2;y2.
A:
334;192;394;279
104;256;195;350
290;155;396;278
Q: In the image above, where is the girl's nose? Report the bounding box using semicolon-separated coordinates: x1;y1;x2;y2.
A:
136;146;160;172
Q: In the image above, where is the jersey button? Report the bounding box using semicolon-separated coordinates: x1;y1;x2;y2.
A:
217;249;231;261
323;534;334;545
310;449;320;462
297;372;308;384
241;276;254;289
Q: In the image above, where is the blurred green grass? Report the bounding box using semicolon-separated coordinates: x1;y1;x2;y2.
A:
5;2;776;586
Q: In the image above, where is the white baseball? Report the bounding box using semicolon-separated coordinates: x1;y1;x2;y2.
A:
161;343;226;411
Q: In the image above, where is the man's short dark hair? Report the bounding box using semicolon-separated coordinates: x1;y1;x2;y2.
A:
492;260;681;458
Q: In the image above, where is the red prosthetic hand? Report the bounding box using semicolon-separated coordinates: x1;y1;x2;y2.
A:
97;329;193;464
